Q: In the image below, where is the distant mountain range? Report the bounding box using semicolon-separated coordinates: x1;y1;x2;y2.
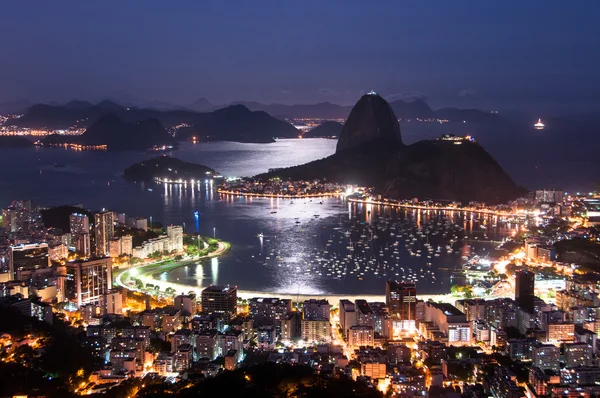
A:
259;93;524;204
230;98;502;122
11;101;299;145
42;114;177;150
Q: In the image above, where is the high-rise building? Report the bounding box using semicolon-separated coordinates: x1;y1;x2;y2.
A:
302;299;330;321
64;257;112;308
339;299;356;338
201;285;237;322
534;189;564;204
94;211;114;257
8;243;49;281
386;281;416;329
70;213;90;241
515;270;535;312
348;325;374;348
76;233;91;257
167;225;184;252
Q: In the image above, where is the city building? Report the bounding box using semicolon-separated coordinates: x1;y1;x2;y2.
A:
423;302;471;344
76;233;91;257
355;300;375;328
94;210;114;257
64;257;113;308
535;189;564;203
8;243;49;281
248;297;292;325
339;299;356;338
302;299;330;321
70;213;90;242
386;281;416;330
167;225;184;252
515;270;535;313
564;342;593;368
129;217;148;231
301;319;331;343
174;293;197;316
201;285;237;322
101;291;123;315
348;325;374;348
532;343;560;371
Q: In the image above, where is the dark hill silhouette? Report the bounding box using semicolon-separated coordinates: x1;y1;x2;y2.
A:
42;114;177;150
13;103;298;144
303;121;343;138
259;94;523;204
336;93;402;152
123;156;218;182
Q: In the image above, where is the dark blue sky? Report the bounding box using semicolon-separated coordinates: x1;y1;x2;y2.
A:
0;1;598;112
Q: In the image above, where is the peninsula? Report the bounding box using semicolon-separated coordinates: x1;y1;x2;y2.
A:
123;156;220;182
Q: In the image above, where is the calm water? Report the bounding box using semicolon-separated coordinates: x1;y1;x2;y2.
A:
0;137;529;295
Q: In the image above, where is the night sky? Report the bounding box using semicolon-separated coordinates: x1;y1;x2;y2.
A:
0;0;598;113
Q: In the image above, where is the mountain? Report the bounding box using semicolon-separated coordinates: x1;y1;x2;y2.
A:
227;97;498;122
190;97;213;112
187;105;299;143
336;93;402;152
64;100;94;109
230;101;351;119
303;121;343;138
123;156;219;182
42;114;177;151
259;94;523;204
12;102;298;143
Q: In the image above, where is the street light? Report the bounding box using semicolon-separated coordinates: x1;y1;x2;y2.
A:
213;227;216;239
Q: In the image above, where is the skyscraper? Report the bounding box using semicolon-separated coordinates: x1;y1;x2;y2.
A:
70;213;90;238
386;281;416;330
64;257;113;308
94;211;114;257
201;285;237;322
515;270;535;312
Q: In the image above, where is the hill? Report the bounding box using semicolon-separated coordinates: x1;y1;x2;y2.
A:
303;121;343;138
12;102;298;143
259;93;523;204
123;156;219;182
42;114;177;151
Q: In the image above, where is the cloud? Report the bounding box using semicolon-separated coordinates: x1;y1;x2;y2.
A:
458;88;477;98
316;88;339;96
280;89;291;94
386;91;428;102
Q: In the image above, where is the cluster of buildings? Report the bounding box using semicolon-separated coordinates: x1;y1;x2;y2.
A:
218;178;345;198
0;199;184;314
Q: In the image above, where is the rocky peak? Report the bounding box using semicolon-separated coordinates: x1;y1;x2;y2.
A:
336;92;402;153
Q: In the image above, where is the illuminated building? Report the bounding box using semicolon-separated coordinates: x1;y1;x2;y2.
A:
248;297;292;324
8;243;49;281
301;319;331;343
201;285;237;322
195;329;219;360
534;189;563;203
339;299;356;338
121;235;133;256
101;291;123;315
129;216;148;231
532;343;560;371
76;233;91;257
94;210;114;257
64;257;112;308
423;302;471;344
348;325;374;348
583;198;600;225
355;299;375;328
48;243;68;262
167;225;184;252
70;213;90;243
564;342;593;367
302;299;330;321
386;281;416;330
515;270;535;313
